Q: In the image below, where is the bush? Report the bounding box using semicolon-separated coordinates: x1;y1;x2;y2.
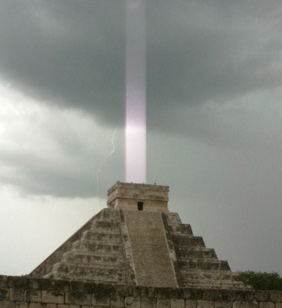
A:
239;271;282;290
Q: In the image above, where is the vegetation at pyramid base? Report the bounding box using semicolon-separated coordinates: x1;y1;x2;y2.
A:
239;271;282;291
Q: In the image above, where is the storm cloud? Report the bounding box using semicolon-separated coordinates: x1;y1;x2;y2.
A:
0;0;282;276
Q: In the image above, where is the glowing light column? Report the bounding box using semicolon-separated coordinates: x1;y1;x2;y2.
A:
126;0;146;183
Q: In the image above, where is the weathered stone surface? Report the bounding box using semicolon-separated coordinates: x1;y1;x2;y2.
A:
42;290;64;304
10;289;24;301
233;301;258;308
270;292;282;302
124;211;177;288
171;299;185;308
65;291;91;306
15;302;28;308
29;303;43;308
197;300;214;308
0;288;9;301
254;292;270;302
185;300;197;308
107;183;169;213
0;301;16;308
25;289;41;302
0;275;282;308
57;305;70;308
140;297;157;308
214;301;232;308
92;292;111;307
125;297;140;308
0;276;8;288
157;298;170;308
8;277;29;290
259;302;275;308
111;295;125;308
46;304;57;308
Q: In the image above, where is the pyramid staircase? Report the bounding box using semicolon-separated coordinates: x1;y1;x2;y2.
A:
43;209;129;284
165;212;247;289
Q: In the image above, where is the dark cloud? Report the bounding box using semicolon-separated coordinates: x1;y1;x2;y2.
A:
1;1;282;130
0;0;125;124
1;0;282;276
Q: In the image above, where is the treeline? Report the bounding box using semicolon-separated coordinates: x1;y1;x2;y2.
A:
239;271;282;290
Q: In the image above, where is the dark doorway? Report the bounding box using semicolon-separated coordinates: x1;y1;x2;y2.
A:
138;202;143;211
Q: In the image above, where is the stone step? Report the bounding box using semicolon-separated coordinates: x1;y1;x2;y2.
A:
181;270;242;281
181;270;249;290
54;264;127;283
81;232;123;243
166;213;182;226
64;253;125;265
96;209;121;223
172;235;205;247
179;259;230;271
92;220;121;229
87;226;121;235
170;224;193;236
176;247;217;259
182;280;247;290
73;242;124;254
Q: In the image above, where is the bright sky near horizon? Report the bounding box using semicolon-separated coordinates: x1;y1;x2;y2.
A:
0;0;282;276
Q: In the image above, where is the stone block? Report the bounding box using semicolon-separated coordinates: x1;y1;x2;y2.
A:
25;289;41;302
203;290;224;301
214;301;232;308
0;276;8;288
10;289;24;301
259;303;275;308
133;287;154;299
46;304;57;308
270;292;282;302
69;305;80;308
0;288;9;301
65;291;91;306
276;303;282;308
93;293;111;307
0;301;15;308
125;297;140;308
254;292;270;302
15;302;28;308
58;305;70;308
154;289;172;299
197;300;214;308
140;297;156;308
233;301;258;308
183;289;203;300
235;292;254;301
29;303;43;308
42;290;64;304
7;277;29;290
157;298;170;308
111;295;125;308
171;299;185;308
185;300;196;308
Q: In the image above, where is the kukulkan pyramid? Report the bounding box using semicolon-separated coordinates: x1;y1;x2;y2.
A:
30;182;248;290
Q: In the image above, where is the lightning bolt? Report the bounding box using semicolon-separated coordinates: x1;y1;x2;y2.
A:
96;129;117;197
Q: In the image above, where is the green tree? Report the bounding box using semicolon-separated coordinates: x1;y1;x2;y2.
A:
239;271;282;290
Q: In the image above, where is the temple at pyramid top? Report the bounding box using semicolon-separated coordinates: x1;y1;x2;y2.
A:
107;182;169;212
29;182;249;290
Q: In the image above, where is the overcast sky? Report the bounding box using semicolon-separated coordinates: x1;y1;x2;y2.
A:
0;0;282;277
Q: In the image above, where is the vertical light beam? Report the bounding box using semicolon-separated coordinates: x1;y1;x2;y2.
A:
126;0;146;183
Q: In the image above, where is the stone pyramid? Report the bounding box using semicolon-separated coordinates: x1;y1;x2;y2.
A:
30;182;248;289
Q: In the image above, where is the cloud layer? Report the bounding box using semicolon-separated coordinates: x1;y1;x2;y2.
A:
0;0;282;276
